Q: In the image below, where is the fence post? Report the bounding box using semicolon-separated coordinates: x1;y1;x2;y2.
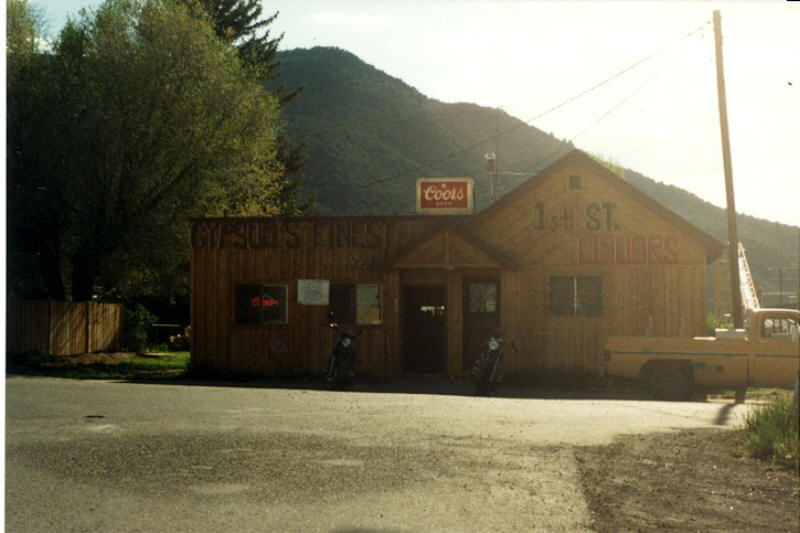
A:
47;300;54;355
85;302;91;354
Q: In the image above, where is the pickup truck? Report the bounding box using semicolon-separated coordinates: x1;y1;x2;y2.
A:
604;308;799;401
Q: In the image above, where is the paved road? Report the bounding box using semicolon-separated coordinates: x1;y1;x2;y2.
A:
5;377;749;532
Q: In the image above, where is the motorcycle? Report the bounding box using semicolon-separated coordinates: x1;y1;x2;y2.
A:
323;323;361;390
472;335;517;396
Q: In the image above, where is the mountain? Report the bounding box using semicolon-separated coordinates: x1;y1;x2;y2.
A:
277;47;567;214
275;46;799;302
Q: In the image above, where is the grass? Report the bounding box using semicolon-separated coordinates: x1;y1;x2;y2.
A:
744;392;799;473
7;350;191;380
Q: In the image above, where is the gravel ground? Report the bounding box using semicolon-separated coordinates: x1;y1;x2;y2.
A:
5;376;772;532
575;428;799;532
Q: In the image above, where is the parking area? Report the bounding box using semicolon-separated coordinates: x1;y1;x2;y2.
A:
5;377;749;532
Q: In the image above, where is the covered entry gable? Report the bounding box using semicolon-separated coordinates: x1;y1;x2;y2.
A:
388;224;518;270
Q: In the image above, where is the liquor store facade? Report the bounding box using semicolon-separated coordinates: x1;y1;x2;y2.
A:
190;150;724;380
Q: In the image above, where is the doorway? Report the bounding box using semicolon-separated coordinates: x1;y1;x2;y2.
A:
463;278;500;369
402;285;446;374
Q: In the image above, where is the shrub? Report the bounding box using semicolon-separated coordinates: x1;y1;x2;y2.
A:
122;304;157;352
706;312;733;335
744;394;799;473
9;350;60;368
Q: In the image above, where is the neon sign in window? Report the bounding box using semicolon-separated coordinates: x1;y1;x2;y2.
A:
236;284;288;324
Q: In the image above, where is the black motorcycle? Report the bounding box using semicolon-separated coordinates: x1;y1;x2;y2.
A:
323;324;361;390
472;336;517;396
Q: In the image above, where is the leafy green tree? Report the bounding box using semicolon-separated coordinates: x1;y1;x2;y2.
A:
6;0;42;59
7;0;286;301
7;0;66;298
185;0;313;214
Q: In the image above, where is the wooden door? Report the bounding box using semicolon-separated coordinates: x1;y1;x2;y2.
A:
463;278;500;370
403;285;446;374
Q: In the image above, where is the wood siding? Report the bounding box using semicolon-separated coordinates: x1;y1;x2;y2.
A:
470;157;709;378
190;217;449;378
190;150;721;381
6;300;122;356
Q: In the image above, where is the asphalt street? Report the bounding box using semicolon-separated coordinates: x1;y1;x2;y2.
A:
5;377;749;532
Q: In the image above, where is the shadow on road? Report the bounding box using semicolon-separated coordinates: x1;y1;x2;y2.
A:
106;373;716;403
713;403;737;425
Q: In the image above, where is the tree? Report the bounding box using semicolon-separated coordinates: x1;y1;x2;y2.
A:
7;0;66;298
185;0;313;214
6;0;43;59
7;0;286;301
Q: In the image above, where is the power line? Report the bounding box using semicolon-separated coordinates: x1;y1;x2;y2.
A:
367;21;709;188
570;70;661;143
473;67;663;200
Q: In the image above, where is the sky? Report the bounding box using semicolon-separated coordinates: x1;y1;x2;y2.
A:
32;0;800;228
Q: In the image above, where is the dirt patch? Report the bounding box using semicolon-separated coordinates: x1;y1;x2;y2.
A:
575;428;799;532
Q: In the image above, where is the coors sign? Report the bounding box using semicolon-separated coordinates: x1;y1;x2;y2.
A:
416;178;474;214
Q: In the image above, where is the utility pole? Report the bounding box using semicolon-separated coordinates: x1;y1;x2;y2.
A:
485;151;496;203
713;9;744;328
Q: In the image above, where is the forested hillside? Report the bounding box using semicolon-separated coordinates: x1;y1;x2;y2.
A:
275;46;799;299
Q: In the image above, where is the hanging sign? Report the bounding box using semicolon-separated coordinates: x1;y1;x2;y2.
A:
415;177;474;214
297;279;329;305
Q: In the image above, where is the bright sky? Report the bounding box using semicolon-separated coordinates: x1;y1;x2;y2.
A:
34;1;800;227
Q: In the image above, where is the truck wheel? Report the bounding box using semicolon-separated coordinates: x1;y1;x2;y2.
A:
649;367;691;401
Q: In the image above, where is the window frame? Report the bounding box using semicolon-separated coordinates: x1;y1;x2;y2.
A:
548;275;603;317
234;283;289;325
355;284;383;325
329;283;384;326
466;280;499;315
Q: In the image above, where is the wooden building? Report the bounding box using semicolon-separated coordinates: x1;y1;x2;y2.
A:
190;150;724;381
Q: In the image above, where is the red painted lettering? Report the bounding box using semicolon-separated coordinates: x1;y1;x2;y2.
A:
647;236;663;264
664;237;678;263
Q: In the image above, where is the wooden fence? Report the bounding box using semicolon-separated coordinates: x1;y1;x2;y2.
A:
6;299;123;356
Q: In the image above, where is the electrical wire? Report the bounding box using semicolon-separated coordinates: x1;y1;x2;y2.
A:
366;21;710;188
472;67;662;201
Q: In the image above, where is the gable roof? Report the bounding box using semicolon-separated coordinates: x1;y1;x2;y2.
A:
470;149;725;262
385;223;519;270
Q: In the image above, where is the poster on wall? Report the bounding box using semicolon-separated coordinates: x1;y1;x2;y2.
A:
297;279;330;305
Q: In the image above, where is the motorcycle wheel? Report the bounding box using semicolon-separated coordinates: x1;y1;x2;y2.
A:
475;373;490;396
324;360;339;390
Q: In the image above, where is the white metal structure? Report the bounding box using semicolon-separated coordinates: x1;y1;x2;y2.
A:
737;242;760;312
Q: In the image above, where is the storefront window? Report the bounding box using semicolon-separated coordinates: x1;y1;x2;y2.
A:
330;284;383;325
235;284;288;324
356;284;383;325
549;276;602;317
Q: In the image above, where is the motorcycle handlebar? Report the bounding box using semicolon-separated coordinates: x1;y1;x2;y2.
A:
329;323;363;337
488;338;518;352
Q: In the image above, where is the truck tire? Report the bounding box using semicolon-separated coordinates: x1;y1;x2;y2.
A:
648;367;692;401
